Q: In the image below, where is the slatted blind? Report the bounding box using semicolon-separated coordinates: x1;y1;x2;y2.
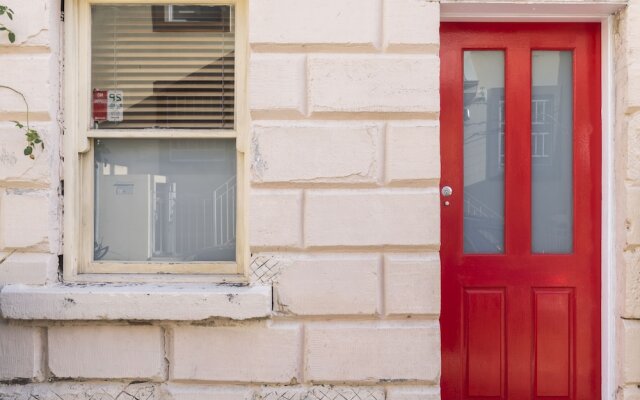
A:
91;5;235;129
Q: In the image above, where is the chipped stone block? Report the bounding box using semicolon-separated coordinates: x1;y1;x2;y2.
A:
171;324;302;383
384;0;440;50
305;322;440;383
623;249;640;319
0;0;53;47
623;319;640;384
167;384;254;400
0;252;57;285
255;386;384;400
386;387;440;400
304;189;440;248
0;188;50;250
250;55;306;115
249;0;380;48
252;123;381;184
308;55;439;113
384;254;440;316
274;255;380;316
0;321;44;381
0;54;55;115
0;382;162;400
386;122;440;184
250;190;303;249
48;326;165;380
0;122;55;185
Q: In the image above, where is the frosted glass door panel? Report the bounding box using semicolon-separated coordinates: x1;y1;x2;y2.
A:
463;51;505;254
531;51;573;254
94;139;236;262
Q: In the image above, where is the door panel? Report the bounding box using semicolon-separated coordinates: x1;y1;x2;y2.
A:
440;23;601;400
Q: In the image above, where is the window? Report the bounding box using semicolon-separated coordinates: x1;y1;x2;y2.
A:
64;0;247;278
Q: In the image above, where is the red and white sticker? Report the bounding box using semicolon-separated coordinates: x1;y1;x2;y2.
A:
92;89;108;122
93;89;124;123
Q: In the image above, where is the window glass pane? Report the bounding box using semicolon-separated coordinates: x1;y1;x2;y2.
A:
463;51;505;254
91;5;235;129
94;139;236;262
531;51;573;254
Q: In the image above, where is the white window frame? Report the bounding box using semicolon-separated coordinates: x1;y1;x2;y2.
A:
63;0;249;282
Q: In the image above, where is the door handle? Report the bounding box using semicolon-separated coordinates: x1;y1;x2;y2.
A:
441;186;453;197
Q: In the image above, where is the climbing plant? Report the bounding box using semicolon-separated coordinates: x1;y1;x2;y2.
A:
0;5;15;43
0;4;44;159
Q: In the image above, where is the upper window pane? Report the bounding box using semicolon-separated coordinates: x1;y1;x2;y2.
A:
91;5;235;129
463;51;505;254
531;51;573;254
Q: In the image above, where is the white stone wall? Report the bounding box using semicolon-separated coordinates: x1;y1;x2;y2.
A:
617;1;640;399
0;0;62;386
0;0;442;398
1;0;638;399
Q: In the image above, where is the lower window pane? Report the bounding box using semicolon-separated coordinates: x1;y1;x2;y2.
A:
94;139;236;262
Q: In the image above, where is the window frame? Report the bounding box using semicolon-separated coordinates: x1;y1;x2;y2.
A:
63;0;249;282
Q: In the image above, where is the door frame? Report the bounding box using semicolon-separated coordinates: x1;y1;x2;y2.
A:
440;4;625;399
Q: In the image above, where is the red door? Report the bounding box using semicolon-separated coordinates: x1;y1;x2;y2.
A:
440;23;601;399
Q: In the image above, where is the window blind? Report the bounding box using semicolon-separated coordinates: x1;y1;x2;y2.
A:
91;5;235;129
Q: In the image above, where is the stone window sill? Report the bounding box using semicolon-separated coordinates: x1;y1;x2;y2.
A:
0;283;272;321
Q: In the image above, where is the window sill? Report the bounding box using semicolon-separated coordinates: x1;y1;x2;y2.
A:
0;283;272;321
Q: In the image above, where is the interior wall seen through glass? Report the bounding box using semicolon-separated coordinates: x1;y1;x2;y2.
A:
93;139;237;263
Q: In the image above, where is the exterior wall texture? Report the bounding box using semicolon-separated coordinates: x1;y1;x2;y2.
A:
0;0;635;399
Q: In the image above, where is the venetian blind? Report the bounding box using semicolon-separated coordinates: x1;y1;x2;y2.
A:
91;4;235;129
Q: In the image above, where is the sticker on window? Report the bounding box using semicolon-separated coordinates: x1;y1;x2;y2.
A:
93;89;124;123
107;90;124;122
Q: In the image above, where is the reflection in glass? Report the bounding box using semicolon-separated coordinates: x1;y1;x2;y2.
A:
531;51;573;254
463;51;505;254
94;139;236;262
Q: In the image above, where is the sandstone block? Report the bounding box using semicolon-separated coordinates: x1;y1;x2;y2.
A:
0;0;52;47
304;189;440;248
384;253;440;316
252;123;381;184
0;189;50;250
171;324;301;383
386;122;440;183
0;322;44;380
250;190;303;249
384;0;440;50
250;55;306;115
305;322;440;383
0;252;57;285
48;325;164;380
249;0;380;48
308;55;439;113
0;54;55;116
386;387;441;400
274;255;380;315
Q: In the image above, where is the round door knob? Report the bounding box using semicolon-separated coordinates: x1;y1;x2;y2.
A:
441;186;453;197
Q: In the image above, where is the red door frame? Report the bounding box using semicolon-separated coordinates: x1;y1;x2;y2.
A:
440;23;601;399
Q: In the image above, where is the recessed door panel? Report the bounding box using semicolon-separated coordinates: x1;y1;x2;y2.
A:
533;289;574;398
465;289;505;398
440;23;601;400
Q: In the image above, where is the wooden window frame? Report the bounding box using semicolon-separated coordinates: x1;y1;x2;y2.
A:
63;0;249;282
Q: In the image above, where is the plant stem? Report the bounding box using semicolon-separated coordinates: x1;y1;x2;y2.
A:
0;84;30;129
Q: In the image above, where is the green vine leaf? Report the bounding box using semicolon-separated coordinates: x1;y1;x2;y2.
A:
1;5;43;159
